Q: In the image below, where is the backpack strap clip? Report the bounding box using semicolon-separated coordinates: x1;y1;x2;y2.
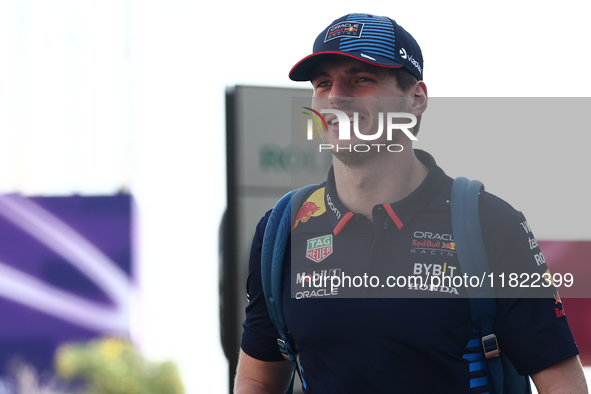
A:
277;338;297;362
482;333;500;358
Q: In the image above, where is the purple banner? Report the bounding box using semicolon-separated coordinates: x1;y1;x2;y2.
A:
0;194;132;374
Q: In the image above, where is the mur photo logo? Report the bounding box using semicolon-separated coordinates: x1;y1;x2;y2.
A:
302;107;417;153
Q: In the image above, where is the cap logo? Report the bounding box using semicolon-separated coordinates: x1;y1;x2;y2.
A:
407;54;422;75
360;53;376;61
399;47;422;75
324;22;364;43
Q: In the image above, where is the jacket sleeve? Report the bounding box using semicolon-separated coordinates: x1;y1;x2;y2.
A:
479;191;579;375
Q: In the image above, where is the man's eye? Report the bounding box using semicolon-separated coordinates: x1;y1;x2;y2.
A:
357;76;372;82
316;81;330;88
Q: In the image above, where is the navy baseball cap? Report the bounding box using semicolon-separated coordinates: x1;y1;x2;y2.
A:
289;13;423;82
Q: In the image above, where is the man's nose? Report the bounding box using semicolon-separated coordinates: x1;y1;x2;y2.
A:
328;80;352;103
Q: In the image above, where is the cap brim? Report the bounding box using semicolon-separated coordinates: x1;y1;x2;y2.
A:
289;51;404;81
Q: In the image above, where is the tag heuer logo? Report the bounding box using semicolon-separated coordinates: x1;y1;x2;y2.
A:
306;235;333;263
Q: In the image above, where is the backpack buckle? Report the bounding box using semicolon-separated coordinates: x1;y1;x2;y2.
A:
277;338;296;362
482;334;500;358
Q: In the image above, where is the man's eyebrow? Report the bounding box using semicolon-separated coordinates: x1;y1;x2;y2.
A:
311;70;329;81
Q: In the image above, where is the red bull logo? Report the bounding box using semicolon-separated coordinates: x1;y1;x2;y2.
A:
291;188;327;230
554;293;562;304
442;242;456;251
344;27;357;32
412;239;441;248
292;202;320;228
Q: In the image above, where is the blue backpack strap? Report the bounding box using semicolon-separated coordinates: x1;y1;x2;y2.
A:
451;177;531;394
261;184;318;393
451;178;496;326
451;177;503;392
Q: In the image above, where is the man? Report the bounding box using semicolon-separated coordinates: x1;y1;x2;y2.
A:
235;13;587;393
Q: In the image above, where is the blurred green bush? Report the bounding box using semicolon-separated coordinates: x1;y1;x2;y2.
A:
54;337;184;394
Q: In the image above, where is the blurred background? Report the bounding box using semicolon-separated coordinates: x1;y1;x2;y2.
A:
0;1;589;393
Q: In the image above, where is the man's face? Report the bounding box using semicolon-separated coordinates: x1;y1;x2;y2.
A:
310;56;416;164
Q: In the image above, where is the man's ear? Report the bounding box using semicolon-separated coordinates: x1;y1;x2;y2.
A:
410;81;428;117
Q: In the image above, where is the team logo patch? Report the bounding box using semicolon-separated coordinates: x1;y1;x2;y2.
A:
410;230;457;255
324;22;364;42
306;235;333;263
292;188;326;230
